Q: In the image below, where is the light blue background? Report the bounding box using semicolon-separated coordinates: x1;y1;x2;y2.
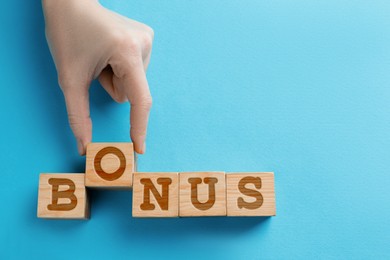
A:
1;0;389;259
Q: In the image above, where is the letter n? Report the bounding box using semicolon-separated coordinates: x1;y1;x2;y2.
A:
140;178;172;210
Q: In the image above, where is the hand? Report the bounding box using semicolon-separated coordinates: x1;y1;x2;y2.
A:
42;0;154;155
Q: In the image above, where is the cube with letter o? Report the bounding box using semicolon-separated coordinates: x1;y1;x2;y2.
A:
85;143;136;188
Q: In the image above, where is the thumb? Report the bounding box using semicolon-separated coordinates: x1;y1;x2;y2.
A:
60;79;92;155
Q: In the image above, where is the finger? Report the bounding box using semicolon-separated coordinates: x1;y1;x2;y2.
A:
98;66;128;103
111;57;152;154
60;79;92;155
143;50;152;72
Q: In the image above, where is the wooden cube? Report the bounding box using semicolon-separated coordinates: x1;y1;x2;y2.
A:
85;143;135;189
132;172;179;217
179;172;226;217
37;173;89;219
226;172;276;216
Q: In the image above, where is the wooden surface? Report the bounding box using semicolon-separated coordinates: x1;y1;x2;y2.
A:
132;172;179;217
37;173;89;219
179;172;226;217
226;172;276;216
85;143;135;188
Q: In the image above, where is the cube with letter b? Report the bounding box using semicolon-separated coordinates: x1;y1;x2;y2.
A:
37;173;89;219
85;143;136;188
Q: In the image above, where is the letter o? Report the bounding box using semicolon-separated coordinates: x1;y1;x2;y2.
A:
94;147;126;181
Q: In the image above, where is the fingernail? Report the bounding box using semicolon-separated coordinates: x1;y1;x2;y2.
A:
141;142;146;154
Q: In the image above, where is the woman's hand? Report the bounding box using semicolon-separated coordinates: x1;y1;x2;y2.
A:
43;0;154;155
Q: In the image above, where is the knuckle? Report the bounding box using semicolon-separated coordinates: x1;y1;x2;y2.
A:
57;71;74;91
137;95;153;110
57;67;88;91
112;30;139;53
125;36;139;53
67;114;92;137
130;127;147;139
141;32;153;52
144;25;154;40
140;25;154;51
110;29;125;43
148;26;155;39
110;27;154;55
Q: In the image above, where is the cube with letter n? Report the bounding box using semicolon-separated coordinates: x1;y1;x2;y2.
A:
132;172;179;217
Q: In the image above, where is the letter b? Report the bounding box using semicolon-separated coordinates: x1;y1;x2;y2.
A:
47;178;78;211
